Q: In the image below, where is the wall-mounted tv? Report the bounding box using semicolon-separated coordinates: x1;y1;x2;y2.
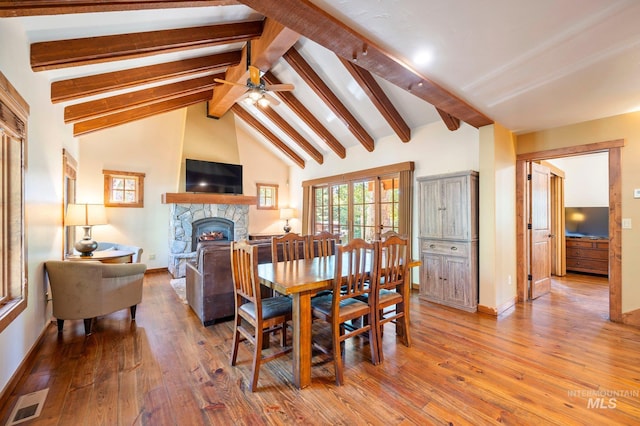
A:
565;207;608;238
185;159;243;195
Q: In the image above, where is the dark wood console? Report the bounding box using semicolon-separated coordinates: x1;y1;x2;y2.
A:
566;237;609;276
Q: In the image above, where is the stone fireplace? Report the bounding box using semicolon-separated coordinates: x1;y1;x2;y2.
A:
168;202;249;278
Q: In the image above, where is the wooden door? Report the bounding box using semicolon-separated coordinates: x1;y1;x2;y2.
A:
421;253;443;299
419;179;442;238
441;175;468;240
530;162;552;299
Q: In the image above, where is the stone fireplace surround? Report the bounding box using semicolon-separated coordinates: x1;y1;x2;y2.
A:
168;203;249;278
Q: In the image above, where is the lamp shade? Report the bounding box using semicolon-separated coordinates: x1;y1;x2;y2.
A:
279;208;294;220
65;204;107;226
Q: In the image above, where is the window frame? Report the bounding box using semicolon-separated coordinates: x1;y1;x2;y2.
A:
0;71;29;333
256;183;279;210
103;169;145;208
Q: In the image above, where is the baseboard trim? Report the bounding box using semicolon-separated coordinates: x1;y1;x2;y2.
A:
478;296;518;317
621;307;640;328
145;267;168;274
0;321;52;413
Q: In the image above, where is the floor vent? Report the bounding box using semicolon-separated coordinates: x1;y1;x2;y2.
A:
6;388;49;426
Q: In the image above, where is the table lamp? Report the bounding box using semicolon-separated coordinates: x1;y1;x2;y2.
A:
280;208;294;233
65;203;107;256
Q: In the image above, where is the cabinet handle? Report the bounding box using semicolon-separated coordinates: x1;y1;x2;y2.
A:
429;244;436;249
451;246;458;251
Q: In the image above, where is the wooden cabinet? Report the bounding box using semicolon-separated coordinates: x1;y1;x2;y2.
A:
418;171;479;312
566;237;609;276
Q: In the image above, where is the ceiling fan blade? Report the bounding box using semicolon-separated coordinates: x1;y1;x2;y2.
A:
214;78;247;88
263;92;281;106
249;65;261;86
265;83;295;92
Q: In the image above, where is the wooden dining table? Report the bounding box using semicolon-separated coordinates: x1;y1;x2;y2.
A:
257;254;420;389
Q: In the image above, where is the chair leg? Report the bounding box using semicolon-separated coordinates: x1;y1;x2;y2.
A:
250;327;263;392
333;323;345;386
83;318;93;336
56;319;64;333
230;316;242;366
399;314;411;347
130;305;137;320
369;313;381;365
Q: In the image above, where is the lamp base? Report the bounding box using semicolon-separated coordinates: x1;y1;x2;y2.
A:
283;220;291;233
75;238;98;257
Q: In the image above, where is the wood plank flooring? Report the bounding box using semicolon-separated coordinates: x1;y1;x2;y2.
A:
2;272;640;425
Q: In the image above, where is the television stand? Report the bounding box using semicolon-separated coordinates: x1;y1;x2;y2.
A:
565;236;609;276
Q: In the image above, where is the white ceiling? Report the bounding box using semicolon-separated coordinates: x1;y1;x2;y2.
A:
7;0;640;164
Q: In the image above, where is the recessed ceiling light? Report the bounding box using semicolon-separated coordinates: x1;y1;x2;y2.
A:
413;50;433;66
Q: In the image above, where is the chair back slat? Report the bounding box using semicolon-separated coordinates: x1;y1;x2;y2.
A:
230;240;261;315
335;238;378;302
308;231;341;258
379;234;409;291
272;233;308;262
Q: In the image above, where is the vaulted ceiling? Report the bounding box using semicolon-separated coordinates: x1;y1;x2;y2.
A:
3;0;640;168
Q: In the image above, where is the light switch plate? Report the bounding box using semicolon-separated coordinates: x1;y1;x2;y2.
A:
622;218;632;229
635;188;640;198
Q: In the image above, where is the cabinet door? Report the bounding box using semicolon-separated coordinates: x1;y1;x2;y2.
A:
421;253;443;299
443;255;470;307
419;179;442;238
441;175;469;240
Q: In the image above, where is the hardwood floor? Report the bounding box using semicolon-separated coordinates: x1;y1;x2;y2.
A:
2;272;639;425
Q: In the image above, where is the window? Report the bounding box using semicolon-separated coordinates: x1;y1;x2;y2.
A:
103;170;145;207
304;162;413;244
0;71;28;333
257;183;278;210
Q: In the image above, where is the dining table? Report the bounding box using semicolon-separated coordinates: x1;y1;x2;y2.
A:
257;254;420;389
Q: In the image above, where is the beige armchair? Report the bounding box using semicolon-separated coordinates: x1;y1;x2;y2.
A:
45;260;147;335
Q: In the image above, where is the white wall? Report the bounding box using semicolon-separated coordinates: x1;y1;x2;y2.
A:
0;19;76;395
547;152;609;207
77;109;186;269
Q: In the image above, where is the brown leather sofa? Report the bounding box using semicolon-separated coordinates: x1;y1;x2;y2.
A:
185;239;276;326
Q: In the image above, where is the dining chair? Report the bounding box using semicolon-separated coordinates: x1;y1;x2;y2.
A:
230;240;292;392
374;233;411;362
310;238;381;385
308;231;341;258
271;233;308;262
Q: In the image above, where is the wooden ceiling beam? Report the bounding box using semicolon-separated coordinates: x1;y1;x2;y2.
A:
207;18;299;118
231;104;305;168
237;0;493;129
284;48;374;152
338;56;411;142
31;20;262;71
0;1;239;17
262;71;346;159
65;74;220;123
52;51;241;103
436;107;461;131
259;106;323;164
73;91;211;136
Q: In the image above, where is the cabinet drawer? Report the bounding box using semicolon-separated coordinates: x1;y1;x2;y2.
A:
566;257;608;274
566;247;608;260
421;240;469;257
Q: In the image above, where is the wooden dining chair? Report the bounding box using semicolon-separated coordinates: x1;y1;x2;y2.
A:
310;238;381;385
271;233;308;262
308;231;341;258
374;233;411;362
230;240;292;392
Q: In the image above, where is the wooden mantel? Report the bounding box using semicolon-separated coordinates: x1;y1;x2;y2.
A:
161;193;257;205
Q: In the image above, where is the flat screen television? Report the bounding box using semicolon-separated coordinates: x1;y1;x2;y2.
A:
185;159;243;194
565;206;608;238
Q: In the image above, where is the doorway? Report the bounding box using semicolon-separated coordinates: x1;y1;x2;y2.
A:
516;140;623;322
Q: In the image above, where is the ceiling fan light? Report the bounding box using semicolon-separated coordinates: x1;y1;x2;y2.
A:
242;96;255;106
248;90;262;101
257;96;270;107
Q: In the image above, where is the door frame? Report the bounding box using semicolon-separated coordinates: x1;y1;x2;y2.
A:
516;139;624;322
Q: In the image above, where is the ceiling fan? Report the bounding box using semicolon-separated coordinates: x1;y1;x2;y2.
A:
214;42;294;108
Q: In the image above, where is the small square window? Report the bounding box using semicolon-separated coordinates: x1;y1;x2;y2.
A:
103;170;145;208
257;183;278;210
